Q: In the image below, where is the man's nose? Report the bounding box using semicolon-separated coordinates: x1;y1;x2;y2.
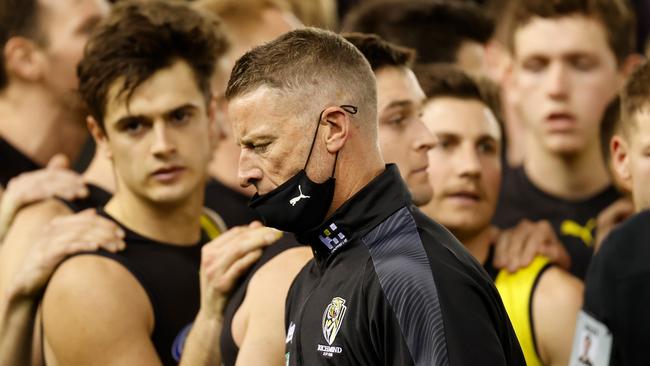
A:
151;122;176;158
413;119;437;152
238;149;263;188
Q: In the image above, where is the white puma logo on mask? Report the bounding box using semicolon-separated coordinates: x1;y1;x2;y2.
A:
289;185;311;206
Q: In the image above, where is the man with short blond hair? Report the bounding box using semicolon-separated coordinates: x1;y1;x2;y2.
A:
227;28;524;365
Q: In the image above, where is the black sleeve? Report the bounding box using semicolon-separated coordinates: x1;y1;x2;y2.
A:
435;262;524;366
583;211;650;366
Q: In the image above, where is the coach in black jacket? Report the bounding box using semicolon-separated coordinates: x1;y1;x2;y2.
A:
226;27;524;366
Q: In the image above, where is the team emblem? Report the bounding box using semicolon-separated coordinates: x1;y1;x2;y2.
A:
322;297;347;345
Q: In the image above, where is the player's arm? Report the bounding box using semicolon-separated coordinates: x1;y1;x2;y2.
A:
234;246;312;366
0;199;72;293
42;255;160;365
0;155;87;241
533;267;584;366
179;223;281;366
0;210;125;366
493;220;571;272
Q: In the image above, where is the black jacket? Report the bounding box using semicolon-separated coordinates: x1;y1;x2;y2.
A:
285;165;524;365
584;209;650;365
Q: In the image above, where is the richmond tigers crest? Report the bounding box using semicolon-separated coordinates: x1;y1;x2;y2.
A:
322;297;348;345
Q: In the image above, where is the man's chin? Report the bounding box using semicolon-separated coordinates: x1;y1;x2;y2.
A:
542;133;588;154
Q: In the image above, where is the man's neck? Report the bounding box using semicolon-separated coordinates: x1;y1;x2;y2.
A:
0;85;87;166
455;226;493;264
82;153;116;193
524;136;611;201
105;184;204;245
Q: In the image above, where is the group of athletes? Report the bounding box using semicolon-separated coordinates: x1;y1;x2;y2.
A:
0;0;649;365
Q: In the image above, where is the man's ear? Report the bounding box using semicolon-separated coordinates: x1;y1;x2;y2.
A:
322;107;351;154
87;116;112;159
611;134;632;192
3;37;44;83
620;53;644;79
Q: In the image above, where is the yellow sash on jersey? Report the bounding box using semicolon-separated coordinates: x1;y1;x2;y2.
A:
495;256;550;366
200;207;227;239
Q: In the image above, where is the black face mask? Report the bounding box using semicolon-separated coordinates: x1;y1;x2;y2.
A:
248;105;357;233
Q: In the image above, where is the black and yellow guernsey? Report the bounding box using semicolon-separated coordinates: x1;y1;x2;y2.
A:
484;249;552;366
285;165;525;366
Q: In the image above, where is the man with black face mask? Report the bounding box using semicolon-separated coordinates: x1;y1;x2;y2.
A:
228;28;524;365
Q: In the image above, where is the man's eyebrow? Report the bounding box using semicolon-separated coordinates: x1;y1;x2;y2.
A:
163;104;198;118
383;100;412;111
114;114;149;127
240;133;275;145
434;132;460;139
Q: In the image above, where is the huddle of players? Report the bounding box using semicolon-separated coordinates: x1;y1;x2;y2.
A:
0;0;648;365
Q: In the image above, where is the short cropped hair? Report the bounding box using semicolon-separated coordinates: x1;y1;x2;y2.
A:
0;0;42;90
621;61;650;134
504;0;636;64
342;32;415;72
341;0;494;64
78;0;228;128
225;27;376;123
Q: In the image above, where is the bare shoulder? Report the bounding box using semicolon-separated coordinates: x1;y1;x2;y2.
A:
42;254;153;363
533;266;583;365
248;246;313;291
536;266;584;306
43;254;152;326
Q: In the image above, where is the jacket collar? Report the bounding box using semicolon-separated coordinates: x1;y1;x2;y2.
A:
296;164;412;267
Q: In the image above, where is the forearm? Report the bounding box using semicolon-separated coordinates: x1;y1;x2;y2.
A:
179;309;223;366
0;286;39;366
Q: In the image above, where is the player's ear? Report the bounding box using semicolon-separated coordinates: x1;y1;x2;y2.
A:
611;134;631;192
88;116;113;159
322;106;352;155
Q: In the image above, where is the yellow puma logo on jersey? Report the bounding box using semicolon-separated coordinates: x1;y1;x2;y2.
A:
560;219;596;246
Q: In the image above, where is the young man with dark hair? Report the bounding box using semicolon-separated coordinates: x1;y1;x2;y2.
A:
40;2;279;365
341;0;494;74
494;0;641;278
581;61;650;365
343;33;435;206
419;65;583;366
0;0;109;186
228;27;524;365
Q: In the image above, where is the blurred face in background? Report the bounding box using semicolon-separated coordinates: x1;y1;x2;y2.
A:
512;15;625;158
421;97;502;240
376;66;435;206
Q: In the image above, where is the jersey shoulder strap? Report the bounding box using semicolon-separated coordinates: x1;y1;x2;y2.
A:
495;256;551;366
200;207;228;239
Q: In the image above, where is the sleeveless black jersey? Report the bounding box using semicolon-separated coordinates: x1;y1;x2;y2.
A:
285;165;524;365
494;165;620;279
90;208;207;365
58;183;112;212
0;136;40;187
